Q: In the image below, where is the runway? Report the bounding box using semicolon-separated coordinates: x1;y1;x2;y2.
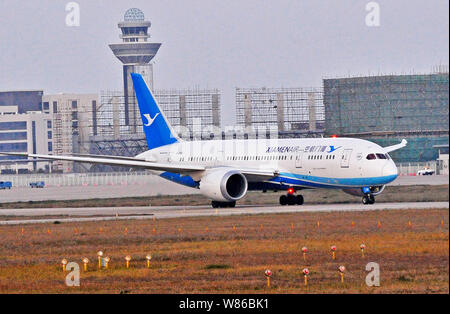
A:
0;201;447;225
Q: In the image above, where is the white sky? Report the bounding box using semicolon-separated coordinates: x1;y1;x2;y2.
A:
0;0;448;125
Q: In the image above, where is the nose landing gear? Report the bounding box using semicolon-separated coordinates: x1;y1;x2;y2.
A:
362;194;375;205
279;188;304;206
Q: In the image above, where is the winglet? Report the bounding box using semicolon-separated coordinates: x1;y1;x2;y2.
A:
384;139;408;153
131;73;180;150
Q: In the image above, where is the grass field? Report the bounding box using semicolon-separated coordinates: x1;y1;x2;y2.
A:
0;208;448;294
0;184;448;209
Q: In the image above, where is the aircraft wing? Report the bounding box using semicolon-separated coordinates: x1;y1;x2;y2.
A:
239;169;279;182
383;139;408;153
0;152;205;173
0;153;279;182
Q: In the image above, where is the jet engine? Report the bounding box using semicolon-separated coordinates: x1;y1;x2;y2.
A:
199;169;248;202
342;185;386;197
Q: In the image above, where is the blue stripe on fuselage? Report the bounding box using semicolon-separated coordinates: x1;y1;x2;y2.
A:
159;171;398;190
273;172;398;188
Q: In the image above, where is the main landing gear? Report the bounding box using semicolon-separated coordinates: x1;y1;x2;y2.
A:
362;194;375;205
212;201;236;208
279;187;304;206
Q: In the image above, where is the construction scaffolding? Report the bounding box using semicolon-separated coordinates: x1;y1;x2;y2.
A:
324;73;449;134
98;89;221;139
323;72;449;162
43;94;98;172
41;89;221;172
81;89;221;171
236;87;325;137
155;89;221;134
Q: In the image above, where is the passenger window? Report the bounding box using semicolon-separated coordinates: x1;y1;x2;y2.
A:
366;154;376;160
376;153;387;159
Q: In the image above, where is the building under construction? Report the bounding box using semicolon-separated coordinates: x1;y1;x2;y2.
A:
42;93;98;172
235;87;324;138
85;89;221;171
324;70;449;162
96;89;221;138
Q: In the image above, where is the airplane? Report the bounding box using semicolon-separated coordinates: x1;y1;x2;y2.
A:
0;73;407;208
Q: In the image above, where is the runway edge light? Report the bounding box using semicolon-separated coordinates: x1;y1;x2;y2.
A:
125;255;131;269
338;266;346;283
360;244;366;257
303;268;309;287
302;246;308;262
61;259;68;272
265;269;272;288
82;258;89;271
104;257;110;269
331;245;337;260
97;251;103;269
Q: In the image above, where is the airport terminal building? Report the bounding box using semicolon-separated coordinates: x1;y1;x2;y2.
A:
0;104;53;173
324;71;449;163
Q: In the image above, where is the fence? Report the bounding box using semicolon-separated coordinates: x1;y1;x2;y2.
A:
0;171;159;188
0;161;442;187
397;161;438;176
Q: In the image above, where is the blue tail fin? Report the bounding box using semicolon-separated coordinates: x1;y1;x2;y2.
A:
131;73;179;150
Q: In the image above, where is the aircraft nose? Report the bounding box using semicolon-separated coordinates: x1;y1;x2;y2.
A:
382;162;398;178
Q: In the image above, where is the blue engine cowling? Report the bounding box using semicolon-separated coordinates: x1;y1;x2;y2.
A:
342;185;385;197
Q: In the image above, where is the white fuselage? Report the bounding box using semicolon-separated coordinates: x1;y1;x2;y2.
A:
136;137;399;191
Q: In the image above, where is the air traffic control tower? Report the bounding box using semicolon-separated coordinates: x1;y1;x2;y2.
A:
109;8;161;133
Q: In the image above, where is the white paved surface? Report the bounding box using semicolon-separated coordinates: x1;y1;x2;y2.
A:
0;202;447;225
0;180;198;203
0;175;447;203
390;175;448;186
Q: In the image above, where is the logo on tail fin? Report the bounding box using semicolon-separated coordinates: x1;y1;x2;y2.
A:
143;113;160;127
131;73;180;150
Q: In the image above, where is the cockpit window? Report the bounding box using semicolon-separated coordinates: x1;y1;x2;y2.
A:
376;153;387;159
366;154;376;160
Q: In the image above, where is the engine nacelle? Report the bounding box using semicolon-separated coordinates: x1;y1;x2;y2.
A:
199;169;248;202
342;185;386;197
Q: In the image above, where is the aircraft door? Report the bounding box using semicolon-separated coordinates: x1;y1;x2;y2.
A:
340;149;353;168
295;152;303;168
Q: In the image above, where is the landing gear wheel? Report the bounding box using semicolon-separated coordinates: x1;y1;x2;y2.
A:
280;195;287;206
211;201;236;208
287;195;296;205
296;195;304;205
362;195;376;205
362;196;369;205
